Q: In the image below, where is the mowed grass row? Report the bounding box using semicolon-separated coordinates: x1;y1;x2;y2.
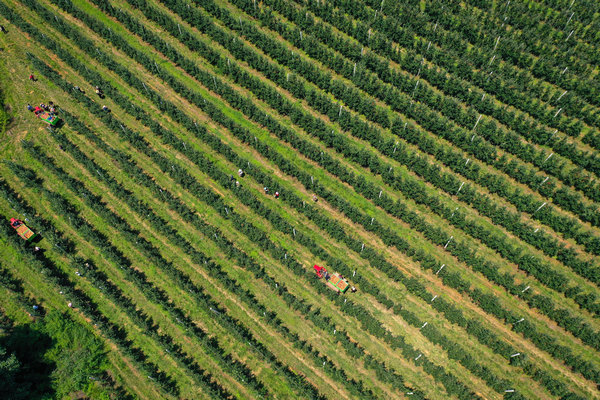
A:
25;0;600;396
257;0;600;229
0;18;434;400
27;2;600;396
224;0;600;203
367;0;600;132
2;0;596;396
30;42;466;398
165;0;600;312
103;0;600;360
0;196;182;399
0;258;138;400
2;6;516;400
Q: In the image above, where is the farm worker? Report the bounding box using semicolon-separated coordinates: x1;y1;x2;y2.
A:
102;105;109;112
238;168;244;177
312;194;318;202
235;181;240;187
274;192;279;199
0;25;6;33
29;74;35;81
264;187;269;193
27;104;33;111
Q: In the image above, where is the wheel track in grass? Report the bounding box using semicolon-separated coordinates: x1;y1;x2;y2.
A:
8;2;596;396
365;0;600;125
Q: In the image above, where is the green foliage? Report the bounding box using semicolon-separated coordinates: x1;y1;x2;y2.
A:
41;311;107;399
0;346;23;399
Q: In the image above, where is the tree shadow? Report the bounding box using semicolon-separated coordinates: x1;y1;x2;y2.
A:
0;323;55;400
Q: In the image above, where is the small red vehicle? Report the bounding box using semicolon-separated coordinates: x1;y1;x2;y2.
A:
10;218;36;241
314;265;350;293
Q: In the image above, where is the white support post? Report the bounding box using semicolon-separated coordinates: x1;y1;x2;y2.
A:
444;236;453;249
556;90;567;102
456;182;465;195
565;30;574;41
534;202;547;214
553;108;562;118
435;264;445;275
473;114;482;130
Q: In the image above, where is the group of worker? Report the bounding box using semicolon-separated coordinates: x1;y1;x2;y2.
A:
263;186;280;199
27;101;58;116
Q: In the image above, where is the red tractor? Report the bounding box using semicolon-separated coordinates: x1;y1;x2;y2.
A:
10;218;36;241
314;265;351;293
